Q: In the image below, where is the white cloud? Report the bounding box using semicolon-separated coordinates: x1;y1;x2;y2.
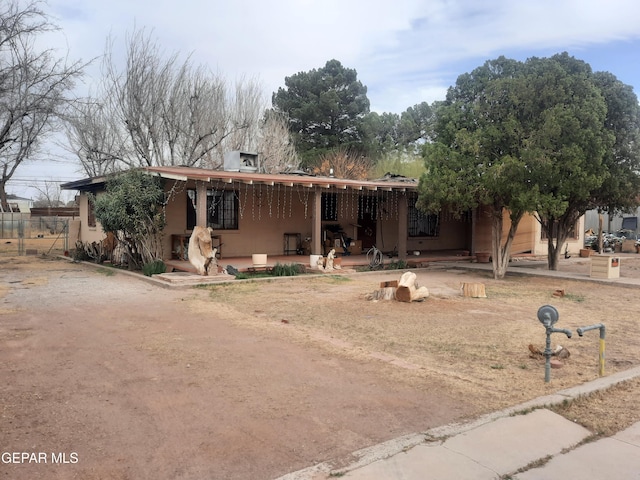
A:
10;0;640;196
42;0;640;110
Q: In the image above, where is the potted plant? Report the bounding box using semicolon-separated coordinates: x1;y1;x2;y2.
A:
579;248;592;258
475;252;491;263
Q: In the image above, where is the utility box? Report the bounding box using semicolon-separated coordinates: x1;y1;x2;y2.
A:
223;151;259;172
590;255;620;279
622;239;637;253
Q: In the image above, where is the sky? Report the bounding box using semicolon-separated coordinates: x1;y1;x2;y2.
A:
9;0;640;200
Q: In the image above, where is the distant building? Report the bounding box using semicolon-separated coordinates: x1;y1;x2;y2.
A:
2;194;33;213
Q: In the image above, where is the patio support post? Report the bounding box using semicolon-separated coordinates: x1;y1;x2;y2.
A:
312;189;322;255
398;192;408;260
196;181;208;227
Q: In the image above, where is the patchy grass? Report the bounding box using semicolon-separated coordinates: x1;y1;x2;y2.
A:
562;293;585;302
95;267;116;276
548;378;640;438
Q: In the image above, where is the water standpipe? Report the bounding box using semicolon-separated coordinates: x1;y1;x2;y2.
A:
537;305;572;383
577;323;606;376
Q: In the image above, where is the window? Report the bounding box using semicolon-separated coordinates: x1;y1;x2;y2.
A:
321;192;338;221
408;204;439;237
87;195;96;228
208;190;238;229
187;189;238;230
540;220;577;240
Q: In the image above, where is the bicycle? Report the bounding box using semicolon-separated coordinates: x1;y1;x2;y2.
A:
366;245;384;269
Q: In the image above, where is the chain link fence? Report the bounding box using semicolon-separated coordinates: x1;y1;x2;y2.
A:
0;214;70;257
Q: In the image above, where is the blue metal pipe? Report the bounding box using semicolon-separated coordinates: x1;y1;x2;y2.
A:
544;327;572;383
577;323;606;376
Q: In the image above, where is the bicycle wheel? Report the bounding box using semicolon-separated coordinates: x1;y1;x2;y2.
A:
368;248;383;268
373;249;384;267
366;247;375;265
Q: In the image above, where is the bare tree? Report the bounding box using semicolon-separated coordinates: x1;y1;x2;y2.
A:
0;0;84;209
257;111;299;173
32;179;64;207
67;29;281;174
64;98;126;176
311;147;372;179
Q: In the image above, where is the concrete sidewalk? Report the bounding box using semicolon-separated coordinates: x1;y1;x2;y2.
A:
340;410;640;480
280;366;640;480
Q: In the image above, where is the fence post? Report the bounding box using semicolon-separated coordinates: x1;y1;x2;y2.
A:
18;219;24;255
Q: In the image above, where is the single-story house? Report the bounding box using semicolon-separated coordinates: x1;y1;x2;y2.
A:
61;152;584;263
2;194;33;213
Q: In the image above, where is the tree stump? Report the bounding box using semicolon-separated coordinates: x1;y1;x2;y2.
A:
461;282;486;298
395;271;429;302
365;287;397;301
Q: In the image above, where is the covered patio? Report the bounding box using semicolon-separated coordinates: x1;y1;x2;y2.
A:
164;249;476;275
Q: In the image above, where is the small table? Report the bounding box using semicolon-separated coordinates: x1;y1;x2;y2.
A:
283;233;301;255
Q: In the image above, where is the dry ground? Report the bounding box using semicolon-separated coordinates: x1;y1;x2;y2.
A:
1;255;639;479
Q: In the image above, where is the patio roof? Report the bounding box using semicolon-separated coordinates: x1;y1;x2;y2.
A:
61;166;419;193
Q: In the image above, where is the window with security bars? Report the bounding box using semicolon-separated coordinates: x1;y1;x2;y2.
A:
408;204;440;237
187;189;238;230
87;197;96;227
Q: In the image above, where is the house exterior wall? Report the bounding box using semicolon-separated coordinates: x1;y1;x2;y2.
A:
163;183;474;260
77;193;106;245
532;215;585;255
163;181;318;258
71;178;488;260
474;207;585;256
377;215;471;254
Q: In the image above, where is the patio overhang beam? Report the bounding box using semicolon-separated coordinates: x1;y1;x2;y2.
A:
151;172;191;182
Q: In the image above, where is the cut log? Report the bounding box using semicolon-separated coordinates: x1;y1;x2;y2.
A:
380;280;398;288
461;282;486;298
395;271;430;302
365;287;397;301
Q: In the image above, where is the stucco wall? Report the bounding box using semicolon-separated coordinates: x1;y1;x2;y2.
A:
474;207;585;256
75;182;479;261
77;193;106;245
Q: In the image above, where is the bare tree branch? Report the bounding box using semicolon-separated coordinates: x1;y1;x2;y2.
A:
66;28;298;175
0;0;84;208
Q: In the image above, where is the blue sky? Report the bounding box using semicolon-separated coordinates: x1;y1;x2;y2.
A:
10;0;640;198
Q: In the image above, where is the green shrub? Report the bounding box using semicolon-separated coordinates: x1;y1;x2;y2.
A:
270;262;304;276
387;259;408;270
142;260;167;276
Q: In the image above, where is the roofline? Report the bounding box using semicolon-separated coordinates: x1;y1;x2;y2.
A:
60;166;419;193
60;175;110;190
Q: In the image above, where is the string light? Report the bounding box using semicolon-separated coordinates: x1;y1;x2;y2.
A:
266;183;273;217
238;181;249;219
296;188;309;219
289;185;293;218
276;183;281;219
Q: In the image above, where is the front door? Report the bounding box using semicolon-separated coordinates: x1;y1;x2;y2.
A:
357;197;377;250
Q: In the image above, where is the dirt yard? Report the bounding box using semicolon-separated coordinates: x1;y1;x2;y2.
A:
1;255;639;479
